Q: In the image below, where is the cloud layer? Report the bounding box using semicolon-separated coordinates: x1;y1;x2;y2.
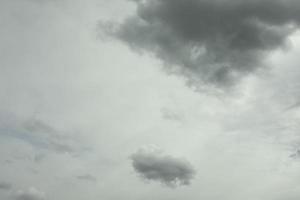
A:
106;0;300;87
130;148;196;187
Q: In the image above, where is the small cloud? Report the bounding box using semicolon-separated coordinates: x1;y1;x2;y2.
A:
130;147;196;187
76;174;97;183
14;187;45;200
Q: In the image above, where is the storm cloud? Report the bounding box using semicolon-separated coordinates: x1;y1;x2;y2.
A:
105;0;300;87
130;148;196;187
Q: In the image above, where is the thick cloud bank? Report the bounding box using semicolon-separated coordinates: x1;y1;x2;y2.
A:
130;148;196;187
106;0;300;87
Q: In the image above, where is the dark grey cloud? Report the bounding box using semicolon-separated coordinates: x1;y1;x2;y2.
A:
103;0;300;87
130;149;196;187
0;181;12;191
15;187;45;200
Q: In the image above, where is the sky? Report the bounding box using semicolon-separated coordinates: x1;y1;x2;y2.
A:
1;0;300;199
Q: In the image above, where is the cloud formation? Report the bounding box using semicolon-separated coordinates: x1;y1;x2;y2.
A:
15;187;45;200
105;0;300;87
130;147;196;187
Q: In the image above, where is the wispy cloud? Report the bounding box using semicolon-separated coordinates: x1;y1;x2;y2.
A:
0;114;81;155
76;174;97;183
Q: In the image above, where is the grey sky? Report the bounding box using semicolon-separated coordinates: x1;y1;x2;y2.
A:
1;0;300;200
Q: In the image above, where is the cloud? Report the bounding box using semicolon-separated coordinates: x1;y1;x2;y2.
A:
0;181;12;191
23;119;76;154
76;174;97;183
0;113;78;155
161;108;184;121
290;149;300;159
286;101;300;111
130;147;196;187
15;187;45;200
103;0;300;88
33;154;46;163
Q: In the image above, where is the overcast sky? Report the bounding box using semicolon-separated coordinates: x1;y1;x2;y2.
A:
1;0;300;199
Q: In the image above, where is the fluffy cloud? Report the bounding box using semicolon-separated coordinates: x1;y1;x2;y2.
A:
130;147;196;187
104;0;300;87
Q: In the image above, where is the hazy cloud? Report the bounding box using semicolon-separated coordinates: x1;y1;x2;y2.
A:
15;187;45;200
0;181;12;191
104;0;300;87
130;147;196;187
161;108;184;121
290;149;300;159
76;174;97;183
33;154;46;163
286;101;300;111
23;119;76;154
0;113;78;155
